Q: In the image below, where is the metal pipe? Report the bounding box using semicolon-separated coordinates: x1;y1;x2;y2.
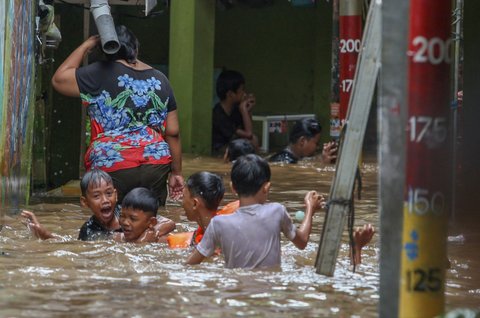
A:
90;0;119;54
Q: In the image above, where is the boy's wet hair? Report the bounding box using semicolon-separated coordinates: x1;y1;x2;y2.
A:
289;118;322;144
227;139;255;162
216;70;245;100
231;154;271;197
80;169;113;196
105;25;139;64
122;187;158;217
186;172;225;210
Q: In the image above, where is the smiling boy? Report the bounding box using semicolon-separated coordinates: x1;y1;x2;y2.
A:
114;187;169;243
77;169;121;240
21;169;175;241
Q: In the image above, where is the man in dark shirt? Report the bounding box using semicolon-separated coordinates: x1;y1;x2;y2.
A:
212;70;258;155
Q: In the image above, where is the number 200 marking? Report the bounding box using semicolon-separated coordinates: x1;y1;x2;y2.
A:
340;39;361;53
412;36;452;65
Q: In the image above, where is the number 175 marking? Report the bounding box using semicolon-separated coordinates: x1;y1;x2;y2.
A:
408;116;447;144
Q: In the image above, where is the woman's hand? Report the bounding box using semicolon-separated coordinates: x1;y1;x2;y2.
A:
83;35;100;53
52;35;101;97
168;173;184;201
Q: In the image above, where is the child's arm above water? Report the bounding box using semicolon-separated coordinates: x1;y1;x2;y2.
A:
351;224;375;265
151;216;175;243
185;248;206;265
321;141;338;164
291;191;325;250
127;216;176;243
154;216;175;237
21;210;56;240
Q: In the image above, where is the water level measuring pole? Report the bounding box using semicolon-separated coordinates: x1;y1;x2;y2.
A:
339;0;362;125
330;0;363;140
399;0;452;316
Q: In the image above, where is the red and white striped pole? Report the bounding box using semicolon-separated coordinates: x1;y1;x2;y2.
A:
400;0;452;316
338;0;362;124
330;0;363;139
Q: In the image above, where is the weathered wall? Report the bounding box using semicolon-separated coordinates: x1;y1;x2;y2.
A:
47;4;84;189
215;2;332;128
0;0;36;207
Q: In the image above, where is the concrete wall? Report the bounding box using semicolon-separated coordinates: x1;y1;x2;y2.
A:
215;1;332;122
0;0;36;207
47;5;84;189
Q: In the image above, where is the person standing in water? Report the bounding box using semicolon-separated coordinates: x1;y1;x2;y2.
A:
51;25;183;205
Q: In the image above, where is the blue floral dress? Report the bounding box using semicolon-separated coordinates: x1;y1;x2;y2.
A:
75;61;176;172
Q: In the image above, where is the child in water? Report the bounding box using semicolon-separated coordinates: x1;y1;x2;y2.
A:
168;140;252;248
269;118;337;164
223;138;256;162
186;154;374;269
21;169;175;242
114;187;171;243
167;171;238;248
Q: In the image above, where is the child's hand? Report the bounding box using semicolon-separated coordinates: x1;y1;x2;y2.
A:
239;93;255;113
352;224;375;265
20;210;54;240
304;191;325;212
321;141;338;164
354;224;375;249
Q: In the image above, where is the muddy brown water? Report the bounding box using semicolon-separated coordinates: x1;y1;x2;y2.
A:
0;154;478;317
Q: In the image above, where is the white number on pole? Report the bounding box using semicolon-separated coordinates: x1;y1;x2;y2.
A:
407;187;445;215
341;79;353;92
409;116;447;144
340;39;361;53
412;36;452;65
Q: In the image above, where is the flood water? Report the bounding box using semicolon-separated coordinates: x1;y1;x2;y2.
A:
0;154;478;317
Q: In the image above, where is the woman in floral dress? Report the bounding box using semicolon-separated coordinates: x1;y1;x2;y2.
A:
51;25;183;205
